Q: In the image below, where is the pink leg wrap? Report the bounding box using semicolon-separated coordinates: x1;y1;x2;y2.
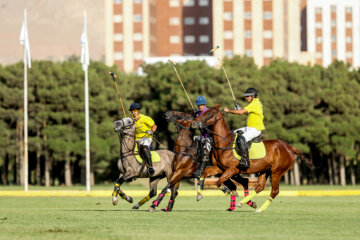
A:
153;200;159;206
244;189;253;206
229;195;236;211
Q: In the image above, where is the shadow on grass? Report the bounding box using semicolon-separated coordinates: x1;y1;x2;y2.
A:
63;209;254;213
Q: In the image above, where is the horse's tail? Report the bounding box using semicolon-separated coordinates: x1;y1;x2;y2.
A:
292;147;313;168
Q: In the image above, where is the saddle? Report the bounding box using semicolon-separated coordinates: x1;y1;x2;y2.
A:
233;133;266;160
134;143;161;163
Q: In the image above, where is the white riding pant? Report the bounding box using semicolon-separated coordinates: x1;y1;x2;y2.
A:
195;136;212;153
235;127;261;142
136;137;152;147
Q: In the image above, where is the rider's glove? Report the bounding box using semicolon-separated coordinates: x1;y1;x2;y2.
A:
234;103;242;110
146;130;153;135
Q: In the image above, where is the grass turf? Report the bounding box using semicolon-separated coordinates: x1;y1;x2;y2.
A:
0;195;359;240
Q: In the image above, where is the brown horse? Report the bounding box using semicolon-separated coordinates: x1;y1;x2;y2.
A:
148;110;255;212
191;104;312;212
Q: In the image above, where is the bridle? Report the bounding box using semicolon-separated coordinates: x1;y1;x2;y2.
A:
114;119;136;159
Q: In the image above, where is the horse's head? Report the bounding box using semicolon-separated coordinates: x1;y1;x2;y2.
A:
165;110;195;129
113;117;134;133
191;104;222;129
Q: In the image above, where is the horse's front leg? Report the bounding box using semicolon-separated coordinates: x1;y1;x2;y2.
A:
112;174;134;205
196;166;223;201
162;181;180;212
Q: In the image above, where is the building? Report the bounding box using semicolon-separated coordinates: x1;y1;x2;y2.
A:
105;0;314;73
305;0;360;66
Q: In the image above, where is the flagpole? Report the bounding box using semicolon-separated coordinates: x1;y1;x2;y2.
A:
23;9;29;192
85;68;90;191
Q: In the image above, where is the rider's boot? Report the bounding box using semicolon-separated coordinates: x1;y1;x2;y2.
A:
194;155;209;179
141;146;155;176
236;135;250;169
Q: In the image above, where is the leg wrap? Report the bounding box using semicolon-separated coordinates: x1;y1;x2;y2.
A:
138;195;151;207
240;191;257;204
257;197;273;212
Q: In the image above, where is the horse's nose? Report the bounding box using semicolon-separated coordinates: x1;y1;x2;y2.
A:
191;121;198;129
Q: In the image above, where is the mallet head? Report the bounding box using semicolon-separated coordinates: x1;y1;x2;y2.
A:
209;45;220;53
168;59;176;66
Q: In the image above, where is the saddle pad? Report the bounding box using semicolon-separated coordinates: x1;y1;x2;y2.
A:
233;135;266;160
134;145;161;163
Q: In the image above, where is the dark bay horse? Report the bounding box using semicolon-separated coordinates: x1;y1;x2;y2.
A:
111;117;175;209
148;110;255;212
191;105;312;212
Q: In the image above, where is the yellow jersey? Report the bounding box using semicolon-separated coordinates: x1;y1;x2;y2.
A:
244;98;265;131
132;114;155;140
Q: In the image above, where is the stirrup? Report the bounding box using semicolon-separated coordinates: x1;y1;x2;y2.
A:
147;167;155;176
239;158;250;168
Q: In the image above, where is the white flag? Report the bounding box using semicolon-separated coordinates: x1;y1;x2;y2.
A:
19;9;31;68
80;11;89;72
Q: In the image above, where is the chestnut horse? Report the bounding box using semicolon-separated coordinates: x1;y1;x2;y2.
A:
191;105;312;212
148;110;255;212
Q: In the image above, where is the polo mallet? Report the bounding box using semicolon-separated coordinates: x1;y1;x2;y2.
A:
168;59;195;111
210;46;240;109
108;72;127;118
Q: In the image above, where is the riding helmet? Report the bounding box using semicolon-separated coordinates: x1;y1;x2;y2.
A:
129;102;142;111
243;88;258;97
196;96;207;105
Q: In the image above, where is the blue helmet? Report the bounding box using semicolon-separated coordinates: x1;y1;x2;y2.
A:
129;102;142;111
196;96;207;105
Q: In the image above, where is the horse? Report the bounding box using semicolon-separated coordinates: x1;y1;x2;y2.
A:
190;104;313;212
148;110;256;212
111;117;175;209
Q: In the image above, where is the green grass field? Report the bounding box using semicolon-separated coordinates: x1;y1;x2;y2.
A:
1;193;360;240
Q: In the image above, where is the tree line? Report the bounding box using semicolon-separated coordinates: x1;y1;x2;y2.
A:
0;56;359;186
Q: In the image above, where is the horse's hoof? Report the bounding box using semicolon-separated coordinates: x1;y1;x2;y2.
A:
161;208;168;212
126;196;133;203
148;206;155;212
226;208;235;212
256;209;262;213
236;202;242;208
196;193;203;202
112;196;118;206
132;203;140;210
250;202;257;209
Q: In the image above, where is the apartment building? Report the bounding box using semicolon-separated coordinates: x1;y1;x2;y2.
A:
105;0;313;72
306;0;360;66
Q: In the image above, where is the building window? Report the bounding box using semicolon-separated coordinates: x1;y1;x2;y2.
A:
345;7;352;13
134;0;142;3
184;17;195;25
263;11;272;20
199;17;209;25
134;14;142;22
224;12;233;21
316;52;322;58
332;50;337;57
346;37;352;43
114;0;122;4
184;35;195;43
245;12;251;19
114;52;123;60
331;20;336;27
264;49;273;58
224;31;233;39
315;7;322;14
169;17;180;25
184;0;195;7
134;33;143;41
346;52;353;58
199;0;209;6
264;30;272;39
345;21;352;28
315;22;322;28
331;5;336;12
134;52;143;60
199;35;209;43
331;35;336;42
316;37;322;43
170;35;180;44
225;50;234;58
245;49;252;57
114;14;123;23
245;30;252;38
169;0;180;7
114;33;123;42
